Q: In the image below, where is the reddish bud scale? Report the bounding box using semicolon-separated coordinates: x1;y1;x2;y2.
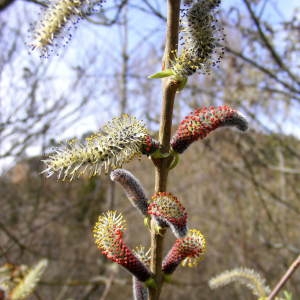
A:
162;229;206;274
171;105;248;153
148;192;188;238
141;136;160;155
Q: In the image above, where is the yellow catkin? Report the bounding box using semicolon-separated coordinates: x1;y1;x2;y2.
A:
208;268;271;298
30;0;83;56
42;115;150;181
181;229;206;267
10;259;48;300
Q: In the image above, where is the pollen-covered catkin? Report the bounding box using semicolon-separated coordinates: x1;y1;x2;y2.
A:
162;229;206;274
42;115;156;181
93;211;152;282
29;0;105;57
209;268;271;298
148;192;188;238
10;260;48;300
171;0;224;78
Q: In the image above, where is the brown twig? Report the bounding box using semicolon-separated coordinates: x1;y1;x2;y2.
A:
148;1;181;300
267;254;300;300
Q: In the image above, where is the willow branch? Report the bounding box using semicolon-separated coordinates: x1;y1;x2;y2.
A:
149;1;181;300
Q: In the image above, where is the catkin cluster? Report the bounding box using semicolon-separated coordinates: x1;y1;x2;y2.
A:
172;0;224;78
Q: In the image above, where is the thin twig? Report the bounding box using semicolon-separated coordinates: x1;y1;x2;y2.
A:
99;266;119;300
224;46;300;96
242;0;300;85
267;254;300;300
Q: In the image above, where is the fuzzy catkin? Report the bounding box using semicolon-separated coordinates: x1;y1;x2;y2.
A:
132;277;148;300
208;268;271;298
148;192;188;238
93;211;152;282
132;246;150;300
10;260;48;300
29;0;105;57
162;229;206;274
172;0;224;78
42;115;156;181
110;169;149;216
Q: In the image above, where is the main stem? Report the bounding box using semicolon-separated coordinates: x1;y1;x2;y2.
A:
149;1;181;300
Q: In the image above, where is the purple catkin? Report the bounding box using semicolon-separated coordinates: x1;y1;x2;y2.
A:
148;192;188;238
110;169;149;215
172;0;224;77
132;277;149;300
162;229;206;275
171;105;248;153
